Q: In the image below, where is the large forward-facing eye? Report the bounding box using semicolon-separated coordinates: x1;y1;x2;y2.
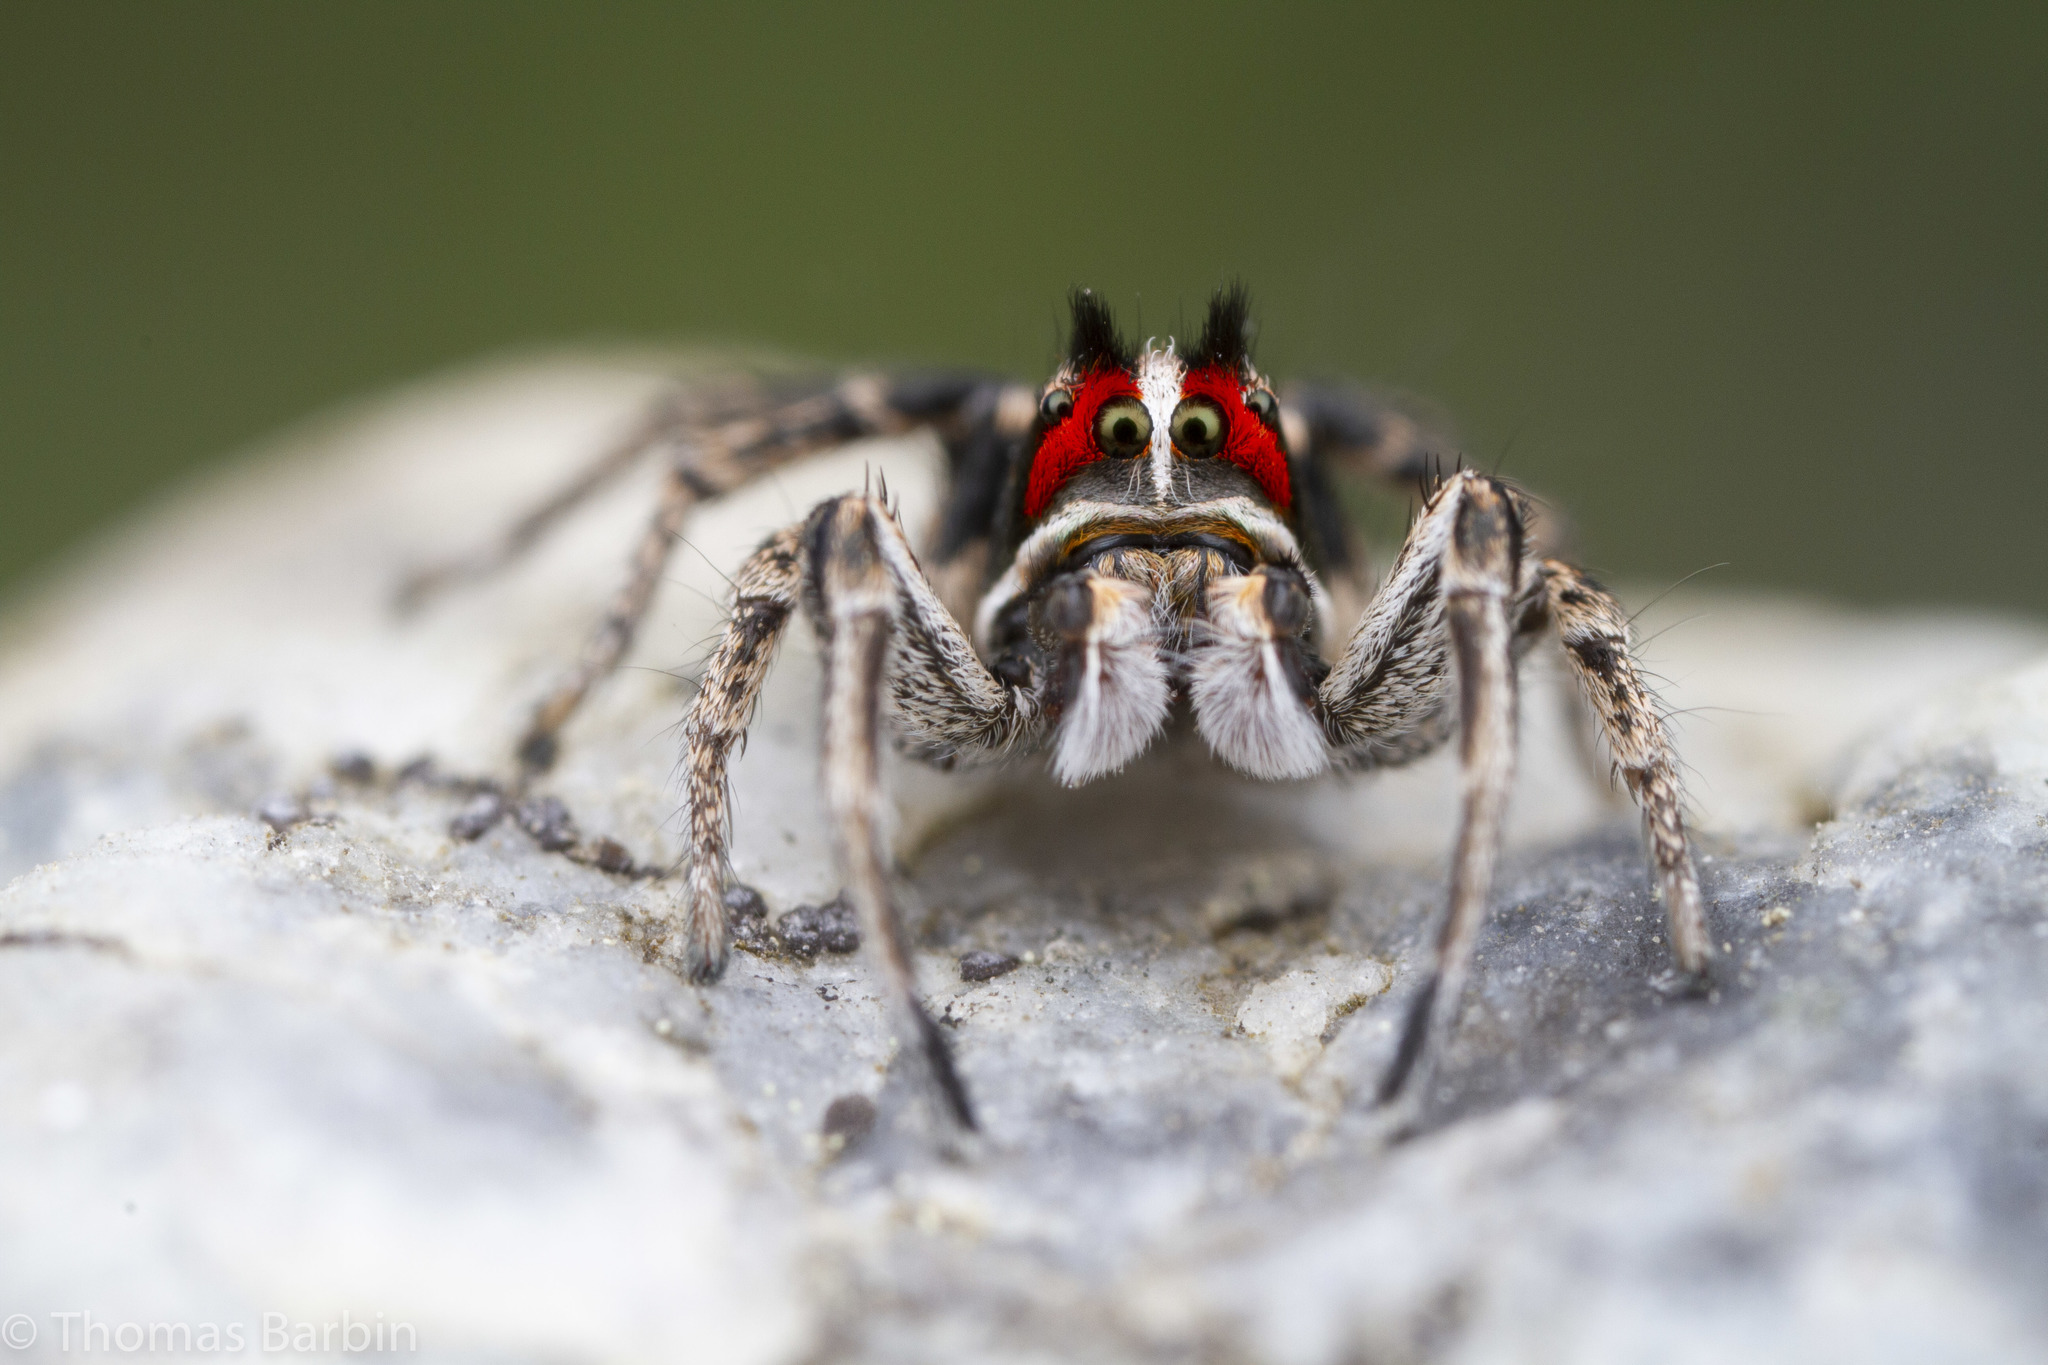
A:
1094;398;1152;458
1170;398;1226;458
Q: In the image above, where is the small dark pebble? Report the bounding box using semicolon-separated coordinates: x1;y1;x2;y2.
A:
774;895;860;957
254;793;309;832
820;1094;877;1155
449;792;507;841
729;888;774;949
723;883;769;921
517;731;559;774
958;949;1020;982
724;884;770;945
588;837;634;875
515;796;579;851
395;755;439;785
328;751;376;784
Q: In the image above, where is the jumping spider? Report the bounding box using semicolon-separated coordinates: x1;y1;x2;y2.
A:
405;286;1709;1129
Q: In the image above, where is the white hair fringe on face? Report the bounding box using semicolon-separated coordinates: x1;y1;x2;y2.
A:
1051;577;1172;786
1191;575;1331;781
1135;342;1185;505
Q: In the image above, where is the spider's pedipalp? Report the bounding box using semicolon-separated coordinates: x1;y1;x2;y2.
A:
1191;566;1330;780
1040;571;1171;786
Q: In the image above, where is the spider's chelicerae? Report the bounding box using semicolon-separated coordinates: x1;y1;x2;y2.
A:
410;286;1708;1129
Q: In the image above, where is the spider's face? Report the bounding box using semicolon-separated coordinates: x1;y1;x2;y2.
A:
1023;289;1288;520
972;288;1332;786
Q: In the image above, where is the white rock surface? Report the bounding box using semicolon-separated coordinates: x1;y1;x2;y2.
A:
0;358;2043;1363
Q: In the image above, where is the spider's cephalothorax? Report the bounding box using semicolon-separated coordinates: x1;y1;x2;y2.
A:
406;286;1710;1131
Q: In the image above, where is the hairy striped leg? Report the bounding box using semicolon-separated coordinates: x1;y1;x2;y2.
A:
680;496;1031;1127
1315;472;1709;1110
515;377;932;775
1540;560;1710;972
397;373;901;615
397;372;980;777
678;526;804;981
394;392;694;614
1316;472;1474;773
517;465;698;773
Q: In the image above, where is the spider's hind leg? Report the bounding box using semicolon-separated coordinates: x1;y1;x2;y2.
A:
517;463;699;773
507;372;1016;778
395;391;692;614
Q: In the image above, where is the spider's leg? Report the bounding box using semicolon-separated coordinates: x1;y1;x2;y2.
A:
862;494;1041;761
396;393;689;613
813;497;978;1129
1279;380;1452;495
1551;640;1631;811
678;495;1029;1128
1319;474;1524;1108
1539;559;1710;972
679;525;804;979
1315;472;1468;771
517;465;697;773
1275;381;1456;618
514;372;1020;775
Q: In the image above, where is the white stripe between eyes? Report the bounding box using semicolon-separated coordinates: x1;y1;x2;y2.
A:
1136;344;1184;503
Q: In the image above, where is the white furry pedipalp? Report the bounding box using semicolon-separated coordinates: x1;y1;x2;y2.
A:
1051;576;1172;785
1192;575;1331;780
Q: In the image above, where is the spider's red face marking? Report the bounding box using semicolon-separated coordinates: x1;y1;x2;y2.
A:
1026;286;1288;518
1024;366;1141;518
1178;366;1290;509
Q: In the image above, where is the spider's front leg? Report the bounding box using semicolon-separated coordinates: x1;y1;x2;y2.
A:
1323;473;1523;1109
680;495;1036;1130
1316;471;1706;1112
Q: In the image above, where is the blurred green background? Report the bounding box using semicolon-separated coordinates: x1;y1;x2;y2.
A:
3;2;2042;610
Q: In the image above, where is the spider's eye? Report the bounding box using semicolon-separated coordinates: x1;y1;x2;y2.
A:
1245;388;1279;426
1170;399;1227;458
1040;387;1075;423
1094;398;1152;458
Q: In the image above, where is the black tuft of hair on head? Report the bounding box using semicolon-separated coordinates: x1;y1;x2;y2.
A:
1065;288;1134;373
1186;282;1254;372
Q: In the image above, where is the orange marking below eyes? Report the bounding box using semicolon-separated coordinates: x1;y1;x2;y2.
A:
1024;367;1141;519
1181;366;1290;508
